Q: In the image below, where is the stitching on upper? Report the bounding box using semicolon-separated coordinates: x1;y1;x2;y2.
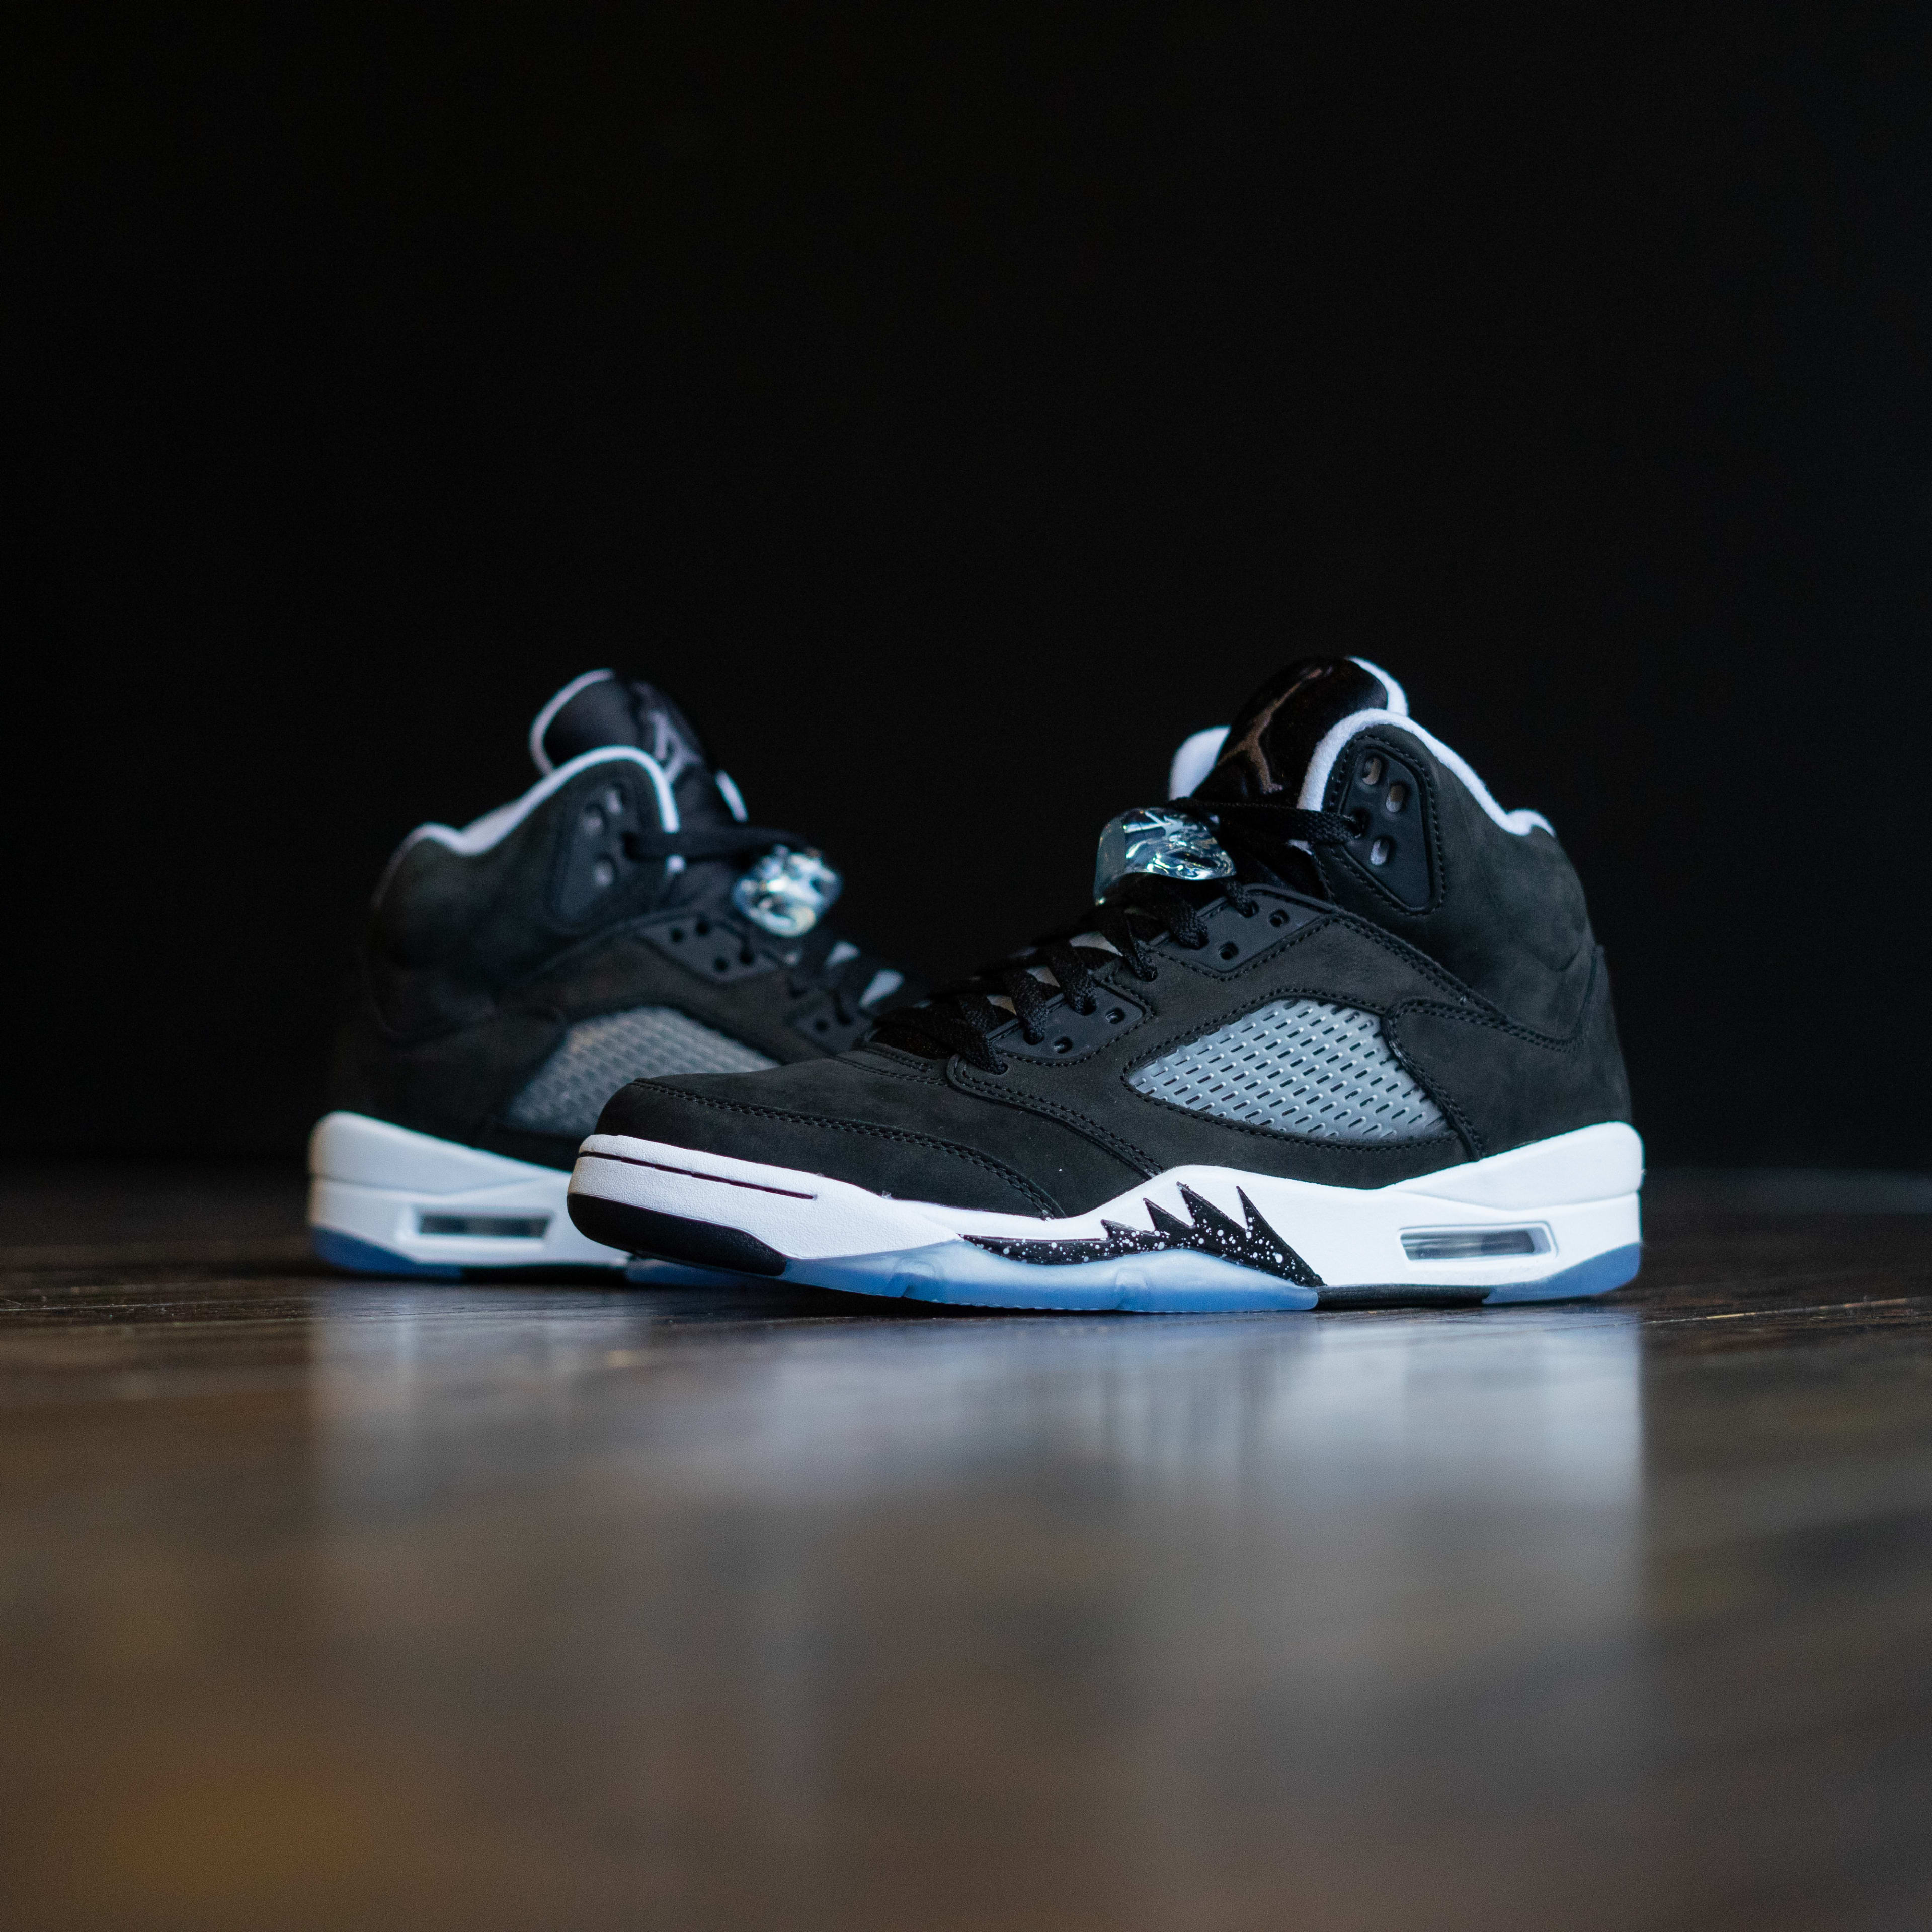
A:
841;1049;949;1088
1381;951;1617;1160
950;1064;1160;1179
1377;1032;1484;1160
1309;907;1501;1010
1113;915;1488;1088
1386;948;1607;1057
1192;903;1481;1009
629;1081;1060;1212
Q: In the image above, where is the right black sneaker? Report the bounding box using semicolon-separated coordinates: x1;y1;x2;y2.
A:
567;657;1641;1311
309;669;919;1278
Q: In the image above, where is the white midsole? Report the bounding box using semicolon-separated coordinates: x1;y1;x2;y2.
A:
569;1121;1644;1289
309;1111;628;1269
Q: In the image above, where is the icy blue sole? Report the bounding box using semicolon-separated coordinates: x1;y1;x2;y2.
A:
312;1228;464;1278
777;1240;1645;1315
309;1227;731;1286
1480;1243;1645;1305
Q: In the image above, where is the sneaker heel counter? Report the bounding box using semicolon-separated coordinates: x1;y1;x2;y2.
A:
1319;722;1601;1036
324;823;545;1138
1387;946;1633;1162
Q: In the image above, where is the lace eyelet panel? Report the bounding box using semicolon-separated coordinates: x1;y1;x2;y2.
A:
1127;1000;1444;1141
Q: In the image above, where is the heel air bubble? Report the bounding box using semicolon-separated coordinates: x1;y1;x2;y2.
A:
416;1212;550;1237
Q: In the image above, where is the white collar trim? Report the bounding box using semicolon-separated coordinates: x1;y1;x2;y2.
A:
1298;710;1554;837
376;744;680;904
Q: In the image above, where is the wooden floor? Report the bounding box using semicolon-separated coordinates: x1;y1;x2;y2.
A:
4;1166;1930;1931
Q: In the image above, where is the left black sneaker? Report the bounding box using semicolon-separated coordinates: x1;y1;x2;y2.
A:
567;656;1641;1311
309;669;917;1278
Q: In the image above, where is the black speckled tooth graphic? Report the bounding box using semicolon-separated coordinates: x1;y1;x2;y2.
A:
965;1185;1323;1288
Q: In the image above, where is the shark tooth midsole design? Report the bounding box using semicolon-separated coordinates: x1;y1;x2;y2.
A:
566;1121;1644;1313
966;1184;1324;1286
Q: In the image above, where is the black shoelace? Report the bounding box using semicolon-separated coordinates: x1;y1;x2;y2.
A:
622;819;896;1023
873;801;1361;1071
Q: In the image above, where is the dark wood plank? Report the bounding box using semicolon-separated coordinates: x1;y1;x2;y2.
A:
2;1166;1929;1929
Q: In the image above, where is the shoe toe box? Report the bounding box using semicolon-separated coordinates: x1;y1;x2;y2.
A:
588;1057;1109;1216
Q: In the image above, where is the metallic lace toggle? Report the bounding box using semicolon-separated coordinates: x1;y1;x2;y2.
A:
733;846;843;937
1092;807;1234;901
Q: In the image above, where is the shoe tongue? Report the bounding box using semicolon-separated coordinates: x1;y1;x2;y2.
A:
1194;656;1407;806
529;670;735;826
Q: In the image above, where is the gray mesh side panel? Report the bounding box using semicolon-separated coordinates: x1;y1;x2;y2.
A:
505;1007;779;1138
1127;1000;1446;1142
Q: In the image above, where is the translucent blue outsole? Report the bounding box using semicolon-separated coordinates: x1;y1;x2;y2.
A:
1478;1242;1643;1304
780;1239;1644;1315
312;1228;463;1278
315;1224;1642;1311
309;1227;725;1286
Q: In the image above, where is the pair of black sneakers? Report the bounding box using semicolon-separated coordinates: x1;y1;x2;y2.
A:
312;657;1640;1311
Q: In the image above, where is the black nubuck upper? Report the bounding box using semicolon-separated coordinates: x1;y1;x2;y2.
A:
577;657;1632;1255
324;670;920;1173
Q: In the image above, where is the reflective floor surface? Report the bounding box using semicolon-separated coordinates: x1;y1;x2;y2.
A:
3;1165;1931;1930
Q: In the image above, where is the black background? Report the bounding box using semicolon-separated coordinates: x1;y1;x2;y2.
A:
6;8;1929;1163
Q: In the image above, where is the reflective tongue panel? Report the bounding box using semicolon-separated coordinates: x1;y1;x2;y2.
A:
733;848;843;938
1193;656;1404;804
1093;808;1234;901
528;669;733;825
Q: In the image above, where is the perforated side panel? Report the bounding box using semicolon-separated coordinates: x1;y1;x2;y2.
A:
505;1007;778;1138
1127;1000;1445;1142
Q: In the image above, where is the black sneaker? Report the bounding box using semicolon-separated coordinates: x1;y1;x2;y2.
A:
566;657;1641;1312
309;669;918;1278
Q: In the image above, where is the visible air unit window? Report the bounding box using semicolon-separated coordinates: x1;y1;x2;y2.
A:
1399;1226;1552;1261
417;1213;551;1238
1127;1000;1445;1142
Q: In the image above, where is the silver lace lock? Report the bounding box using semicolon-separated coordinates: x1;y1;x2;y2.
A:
732;846;843;937
1093;807;1235;901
